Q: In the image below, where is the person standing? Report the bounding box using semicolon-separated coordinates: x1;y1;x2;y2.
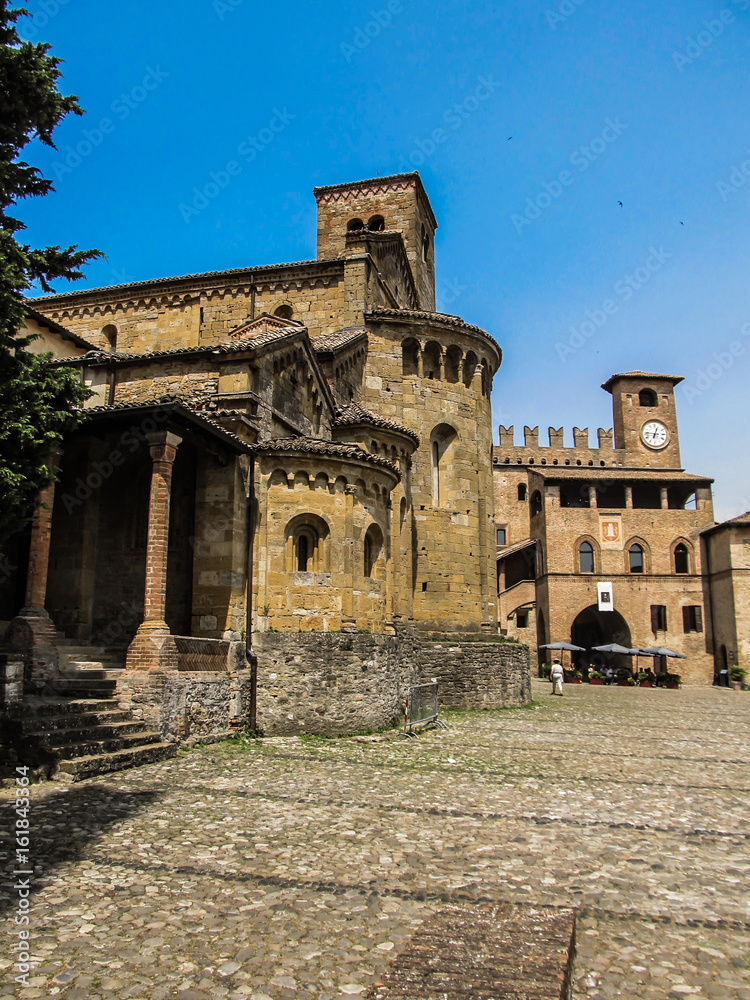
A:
550;658;564;696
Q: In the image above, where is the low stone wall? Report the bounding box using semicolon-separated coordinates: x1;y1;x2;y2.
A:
254;632;531;736
254;631;421;737
420;640;531;710
175;636;232;672
162;667;252;742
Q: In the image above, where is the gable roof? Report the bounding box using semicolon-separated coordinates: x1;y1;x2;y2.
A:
334;402;419;446
228;312;305;340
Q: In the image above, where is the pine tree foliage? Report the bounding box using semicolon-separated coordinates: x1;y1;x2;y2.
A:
0;1;101;546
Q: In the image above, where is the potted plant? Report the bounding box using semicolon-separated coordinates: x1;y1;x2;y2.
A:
638;669;655;688
588;670;604;685
627;675;637;686
566;669;583;684
615;667;631;687
730;667;746;691
665;672;681;689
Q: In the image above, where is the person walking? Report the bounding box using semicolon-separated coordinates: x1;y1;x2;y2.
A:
550;658;564;696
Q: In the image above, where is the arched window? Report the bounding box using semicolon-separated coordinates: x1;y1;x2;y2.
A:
274;304;293;321
639;388;657;407
402;338;419;376
421;224;430;262
367;214;385;232
530;491;542;517
102;324;117;352
463;351;477;387
423;341;441;380
629;543;645;574
286;514;329;574
430;424;457;507
674;543;690;574
517;483;527;502
445;345;461;383
347;218;364;232
579;541;595;574
432;440;440;503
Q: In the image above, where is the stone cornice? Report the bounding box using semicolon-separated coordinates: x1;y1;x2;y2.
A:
365;308;502;368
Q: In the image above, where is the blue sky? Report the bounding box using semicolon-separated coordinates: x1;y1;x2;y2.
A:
16;0;750;519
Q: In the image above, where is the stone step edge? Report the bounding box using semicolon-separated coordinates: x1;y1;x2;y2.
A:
55;742;178;779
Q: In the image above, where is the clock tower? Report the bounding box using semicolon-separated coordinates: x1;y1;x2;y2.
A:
602;371;683;468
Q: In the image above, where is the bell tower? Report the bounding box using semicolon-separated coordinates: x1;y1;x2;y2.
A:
602;371;683;468
314;172;438;310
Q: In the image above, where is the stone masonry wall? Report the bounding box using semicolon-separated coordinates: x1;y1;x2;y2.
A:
253;632;531;736
419;640;531;710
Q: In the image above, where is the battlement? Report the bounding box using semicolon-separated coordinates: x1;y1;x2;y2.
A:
494;425;626;468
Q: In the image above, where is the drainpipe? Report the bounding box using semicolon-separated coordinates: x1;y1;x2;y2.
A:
246;457;258;732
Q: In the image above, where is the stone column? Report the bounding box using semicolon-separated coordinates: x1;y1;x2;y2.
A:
588;486;598;509
7;447;63;693
122;432;183;727
660;486;669;510
625;485;633;509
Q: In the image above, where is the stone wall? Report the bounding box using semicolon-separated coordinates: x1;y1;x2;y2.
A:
419;640;531;710
253;631;531;736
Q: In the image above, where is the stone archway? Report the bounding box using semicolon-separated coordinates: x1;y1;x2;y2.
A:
571;604;632;673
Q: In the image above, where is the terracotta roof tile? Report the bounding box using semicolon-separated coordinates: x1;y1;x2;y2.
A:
253;437;400;477
365;308;502;360
334;402;419;445
313;328;367;353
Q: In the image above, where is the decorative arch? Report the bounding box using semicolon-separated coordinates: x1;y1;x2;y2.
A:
102;324;118;352
363;522;385;579
671;538;693;574
430;423;458;505
274;304;293;321
445;345;461;383
367;214;385;232
463;350;478;387
267;468;290;489
284;513;330;573
422;341;442;380
639;388;658;407
625;536;650;574
574;534;600;574
347;218;364;232
402;338;420;376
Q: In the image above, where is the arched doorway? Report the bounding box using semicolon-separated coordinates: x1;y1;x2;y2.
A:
571;604;632;674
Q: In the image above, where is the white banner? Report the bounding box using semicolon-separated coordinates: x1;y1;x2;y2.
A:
598;582;614;612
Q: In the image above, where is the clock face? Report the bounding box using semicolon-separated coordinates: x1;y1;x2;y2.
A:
641;420;669;450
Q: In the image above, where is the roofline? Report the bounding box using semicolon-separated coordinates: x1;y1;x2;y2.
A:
700;514;750;537
314;172;438;231
27;257;343;307
602;372;684;393
79;401;253;454
24;305;96;350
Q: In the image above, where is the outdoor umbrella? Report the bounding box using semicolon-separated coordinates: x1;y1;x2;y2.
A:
538;642;585;673
640;647;687;658
592;643;643;677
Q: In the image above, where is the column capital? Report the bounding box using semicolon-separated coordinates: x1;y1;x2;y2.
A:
147;431;183;464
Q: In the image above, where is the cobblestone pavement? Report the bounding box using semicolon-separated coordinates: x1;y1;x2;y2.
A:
2;681;749;1000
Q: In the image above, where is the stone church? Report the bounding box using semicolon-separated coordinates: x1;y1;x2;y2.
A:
0;173;529;771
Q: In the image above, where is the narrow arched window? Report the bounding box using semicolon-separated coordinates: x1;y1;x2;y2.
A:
347;218;364;232
639;388;657;407
674;543;689;574
364;524;383;578
629;543;645;574
517;483;527;502
530;491;542;517
579;541;594;574
432;440;440;504
297;533;309;572
274;304;293;321
367;214;385;232
102;324;117;352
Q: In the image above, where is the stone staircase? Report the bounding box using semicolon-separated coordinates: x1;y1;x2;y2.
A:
3;638;177;782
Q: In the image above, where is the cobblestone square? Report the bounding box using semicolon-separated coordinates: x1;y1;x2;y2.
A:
2;681;749;1000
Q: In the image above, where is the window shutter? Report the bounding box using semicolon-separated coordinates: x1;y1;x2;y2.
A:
682;606;690;633
695;606;703;633
651;606;659;633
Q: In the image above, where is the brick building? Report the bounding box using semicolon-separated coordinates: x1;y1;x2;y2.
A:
493;373;720;684
1;173;530;750
701;513;750;683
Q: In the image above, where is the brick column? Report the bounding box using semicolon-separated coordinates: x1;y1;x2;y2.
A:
124;432;182;682
7;447;63;693
660;486;669;510
625;485;633;509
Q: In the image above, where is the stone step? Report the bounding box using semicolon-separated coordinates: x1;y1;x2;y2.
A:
49;731;164;760
55;741;177;781
58;667;124;681
17;716;144;739
10;697;121;718
55;680;119;697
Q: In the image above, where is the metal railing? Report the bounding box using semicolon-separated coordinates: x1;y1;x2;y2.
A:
403;681;447;737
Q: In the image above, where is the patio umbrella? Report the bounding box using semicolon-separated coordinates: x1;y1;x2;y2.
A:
538;642;585;673
592;643;640;655
640;647;687;658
